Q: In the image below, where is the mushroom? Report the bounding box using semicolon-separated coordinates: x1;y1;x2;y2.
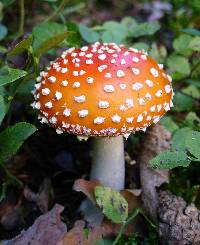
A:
32;42;174;191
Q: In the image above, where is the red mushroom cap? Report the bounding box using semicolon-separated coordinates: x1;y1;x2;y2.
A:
32;42;174;138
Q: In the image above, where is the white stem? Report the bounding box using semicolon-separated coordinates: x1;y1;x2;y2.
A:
91;136;125;190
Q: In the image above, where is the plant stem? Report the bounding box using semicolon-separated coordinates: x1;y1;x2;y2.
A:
18;0;25;36
46;0;69;22
112;209;140;245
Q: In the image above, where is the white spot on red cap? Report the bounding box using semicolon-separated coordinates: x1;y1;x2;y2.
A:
165;84;171;94
117;70;125;77
78;110;88;118
63;108;71;117
120;83;126;90
98;54;106;60
49;116;57;124
99;100;109;109
61;80;68;86
42;88;50;96
94;117;105;124
110;59;116;64
61;68;68;73
98;65;107;72
145;79;154;87
86;77;94;84
132;57;139;63
48;76;56;83
132;68;140;75
74;95;86;103
45;101;53;108
132;82;143;91
111;114;121;123
72;82;80;88
150;67;159;77
150;105;156;112
125;98;134;108
104;84;115;93
155;89;163;97
121;59;126;65
126;117;134;123
137;114;143;122
86;59;93;64
55;91;62;100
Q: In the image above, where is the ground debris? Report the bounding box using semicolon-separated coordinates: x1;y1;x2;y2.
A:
158;190;200;245
2;204;67;245
139;124;171;222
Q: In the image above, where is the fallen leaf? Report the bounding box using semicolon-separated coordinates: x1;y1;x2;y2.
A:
56;220;103;245
3;204;67;245
73;179;101;204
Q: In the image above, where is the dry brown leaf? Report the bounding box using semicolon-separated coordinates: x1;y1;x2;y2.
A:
73;179;101;204
56;220;103;245
3;204;67;245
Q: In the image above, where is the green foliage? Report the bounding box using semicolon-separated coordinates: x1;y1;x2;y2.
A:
0;24;8;41
0;95;7;125
32;21;68;57
0;122;37;165
173;92;194;112
79;24;100;43
0;66;27;86
188;37;200;51
166;55;190;76
150;150;190;169
7;35;33;57
95;186;128;224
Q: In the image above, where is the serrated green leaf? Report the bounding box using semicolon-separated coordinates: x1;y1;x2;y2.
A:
166;55;190;75
7;35;33;57
0;95;7;125
79;24;100;43
33;22;68;57
0;67;27;86
184;112;200;128
0;122;37;165
0;24;8;41
182;28;200;37
95;186;128;224
173;92;194;112
150;150;190;169
173;34;193;55
101;21;128;44
172;127;193;151
130;21;160;38
182;85;200;99
160;116;179;133
186;130;200;160
132;42;149;51
188;37;200;51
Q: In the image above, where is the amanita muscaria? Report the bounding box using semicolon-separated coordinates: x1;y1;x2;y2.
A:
32;42;174;190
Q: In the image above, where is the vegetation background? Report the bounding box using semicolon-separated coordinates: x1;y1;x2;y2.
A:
0;0;200;244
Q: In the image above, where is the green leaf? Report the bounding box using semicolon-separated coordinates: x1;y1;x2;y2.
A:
188;37;200;51
101;21;128;44
186;130;200;160
7;35;33;57
182;28;200;37
0;95;7;125
0;24;8;41
173;34;193;55
160;116;179;133
182;85;200;99
79;24;100;43
150;150;190;169
0;122;37;165
132;42;149;51
65;22;80;47
184;112;200;128
171;127;193;151
130;21;160;38
95;186;128;224
33;22;68;57
166;55;190;75
0;67;27;86
173;92;194;112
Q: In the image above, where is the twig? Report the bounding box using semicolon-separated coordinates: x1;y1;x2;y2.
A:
18;0;25;36
46;0;69;22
